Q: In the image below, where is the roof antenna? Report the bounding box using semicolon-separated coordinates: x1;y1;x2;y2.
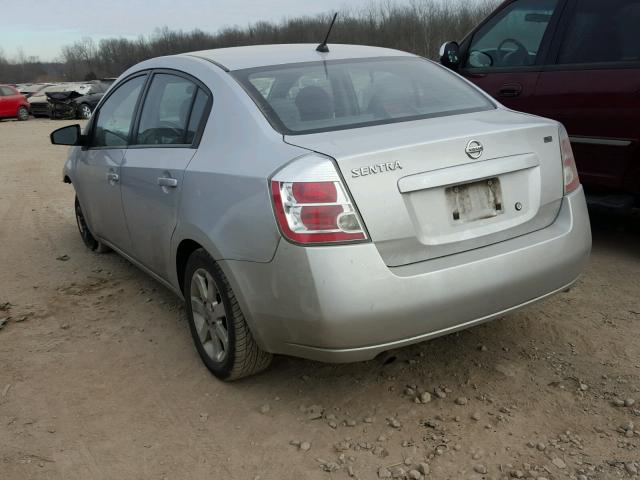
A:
316;12;338;53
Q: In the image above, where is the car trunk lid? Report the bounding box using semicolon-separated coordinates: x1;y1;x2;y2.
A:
284;109;564;267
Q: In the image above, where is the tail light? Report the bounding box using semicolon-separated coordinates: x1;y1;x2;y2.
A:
271;154;367;245
559;125;580;194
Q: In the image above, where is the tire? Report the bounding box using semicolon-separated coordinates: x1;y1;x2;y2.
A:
78;103;92;120
184;248;272;380
17;106;29;121
74;196;110;253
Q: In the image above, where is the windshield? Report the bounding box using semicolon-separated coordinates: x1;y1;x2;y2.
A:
232;57;494;135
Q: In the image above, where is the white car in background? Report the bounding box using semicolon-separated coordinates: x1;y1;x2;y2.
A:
16;83;52;98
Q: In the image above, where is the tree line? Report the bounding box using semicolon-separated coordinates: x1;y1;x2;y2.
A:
0;0;497;84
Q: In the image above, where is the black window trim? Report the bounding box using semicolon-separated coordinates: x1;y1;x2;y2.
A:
543;0;640;71
85;71;151;151
86;68;213;151
128;68;213;150
458;0;570;75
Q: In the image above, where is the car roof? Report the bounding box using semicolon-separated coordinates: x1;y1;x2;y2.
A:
183;43;416;71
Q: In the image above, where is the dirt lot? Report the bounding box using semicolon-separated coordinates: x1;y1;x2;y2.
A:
0;118;639;480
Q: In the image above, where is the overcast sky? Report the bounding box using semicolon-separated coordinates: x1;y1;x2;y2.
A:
0;0;395;61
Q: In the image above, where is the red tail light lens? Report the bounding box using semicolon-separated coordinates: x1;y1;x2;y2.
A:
559;125;580;194
270;155;367;245
292;182;337;203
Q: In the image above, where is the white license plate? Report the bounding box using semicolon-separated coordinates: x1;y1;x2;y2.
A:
446;178;503;223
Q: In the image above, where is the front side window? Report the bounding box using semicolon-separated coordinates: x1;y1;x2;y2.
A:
91;75;146;148
233;57;494;135
465;0;558;69
136;73;204;146
0;86;14;96
558;0;640;65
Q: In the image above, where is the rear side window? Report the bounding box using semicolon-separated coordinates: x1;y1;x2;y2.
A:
558;0;640;64
465;0;558;68
233;57;494;135
91;75;146;148
136;73;207;146
186;88;210;144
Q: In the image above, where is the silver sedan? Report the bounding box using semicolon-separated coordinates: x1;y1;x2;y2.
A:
51;44;591;380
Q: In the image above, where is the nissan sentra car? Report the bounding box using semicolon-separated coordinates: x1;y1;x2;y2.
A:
50;44;592;380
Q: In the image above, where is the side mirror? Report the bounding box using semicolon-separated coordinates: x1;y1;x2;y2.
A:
50;124;85;146
439;41;461;70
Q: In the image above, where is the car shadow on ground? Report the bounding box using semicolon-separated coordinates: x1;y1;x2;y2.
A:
589;208;640;258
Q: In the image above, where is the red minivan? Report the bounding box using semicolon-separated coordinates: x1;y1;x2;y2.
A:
0;85;30;121
440;0;640;208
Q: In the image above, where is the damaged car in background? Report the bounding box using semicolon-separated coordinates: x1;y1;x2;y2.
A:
48;80;114;119
30;80;113;119
29;84;82;117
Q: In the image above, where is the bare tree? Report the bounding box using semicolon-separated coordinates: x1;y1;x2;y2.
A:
0;0;499;83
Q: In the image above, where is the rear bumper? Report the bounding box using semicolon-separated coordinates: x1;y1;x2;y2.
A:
222;187;591;362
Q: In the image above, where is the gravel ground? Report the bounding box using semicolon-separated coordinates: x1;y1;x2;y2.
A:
1;118;639;480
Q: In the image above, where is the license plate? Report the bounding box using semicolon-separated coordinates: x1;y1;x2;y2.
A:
446;178;503;223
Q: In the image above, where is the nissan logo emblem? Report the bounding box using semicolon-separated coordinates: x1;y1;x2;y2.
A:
465;140;484;159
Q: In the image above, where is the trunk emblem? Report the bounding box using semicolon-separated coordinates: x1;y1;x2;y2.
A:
465;140;484;159
351;161;403;178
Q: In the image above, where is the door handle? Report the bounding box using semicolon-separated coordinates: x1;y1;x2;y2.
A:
157;177;178;188
106;172;119;183
498;83;523;97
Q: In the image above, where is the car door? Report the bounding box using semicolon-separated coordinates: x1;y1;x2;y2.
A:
120;71;212;279
458;0;565;113
74;73;148;252
8;88;24;116
533;0;640;194
0;87;10;117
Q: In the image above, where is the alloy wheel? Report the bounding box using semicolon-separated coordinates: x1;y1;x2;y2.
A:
190;268;229;363
80;105;92;119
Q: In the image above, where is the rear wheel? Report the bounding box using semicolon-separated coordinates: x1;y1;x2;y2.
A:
78;103;92;119
75;196;110;253
17;106;28;121
184;248;272;380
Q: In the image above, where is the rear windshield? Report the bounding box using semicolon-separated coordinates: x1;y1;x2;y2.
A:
232;57;494;135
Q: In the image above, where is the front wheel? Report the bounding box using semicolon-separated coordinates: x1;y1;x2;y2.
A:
75;196;110;253
17;106;29;121
78;103;92;119
184;248;272;380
